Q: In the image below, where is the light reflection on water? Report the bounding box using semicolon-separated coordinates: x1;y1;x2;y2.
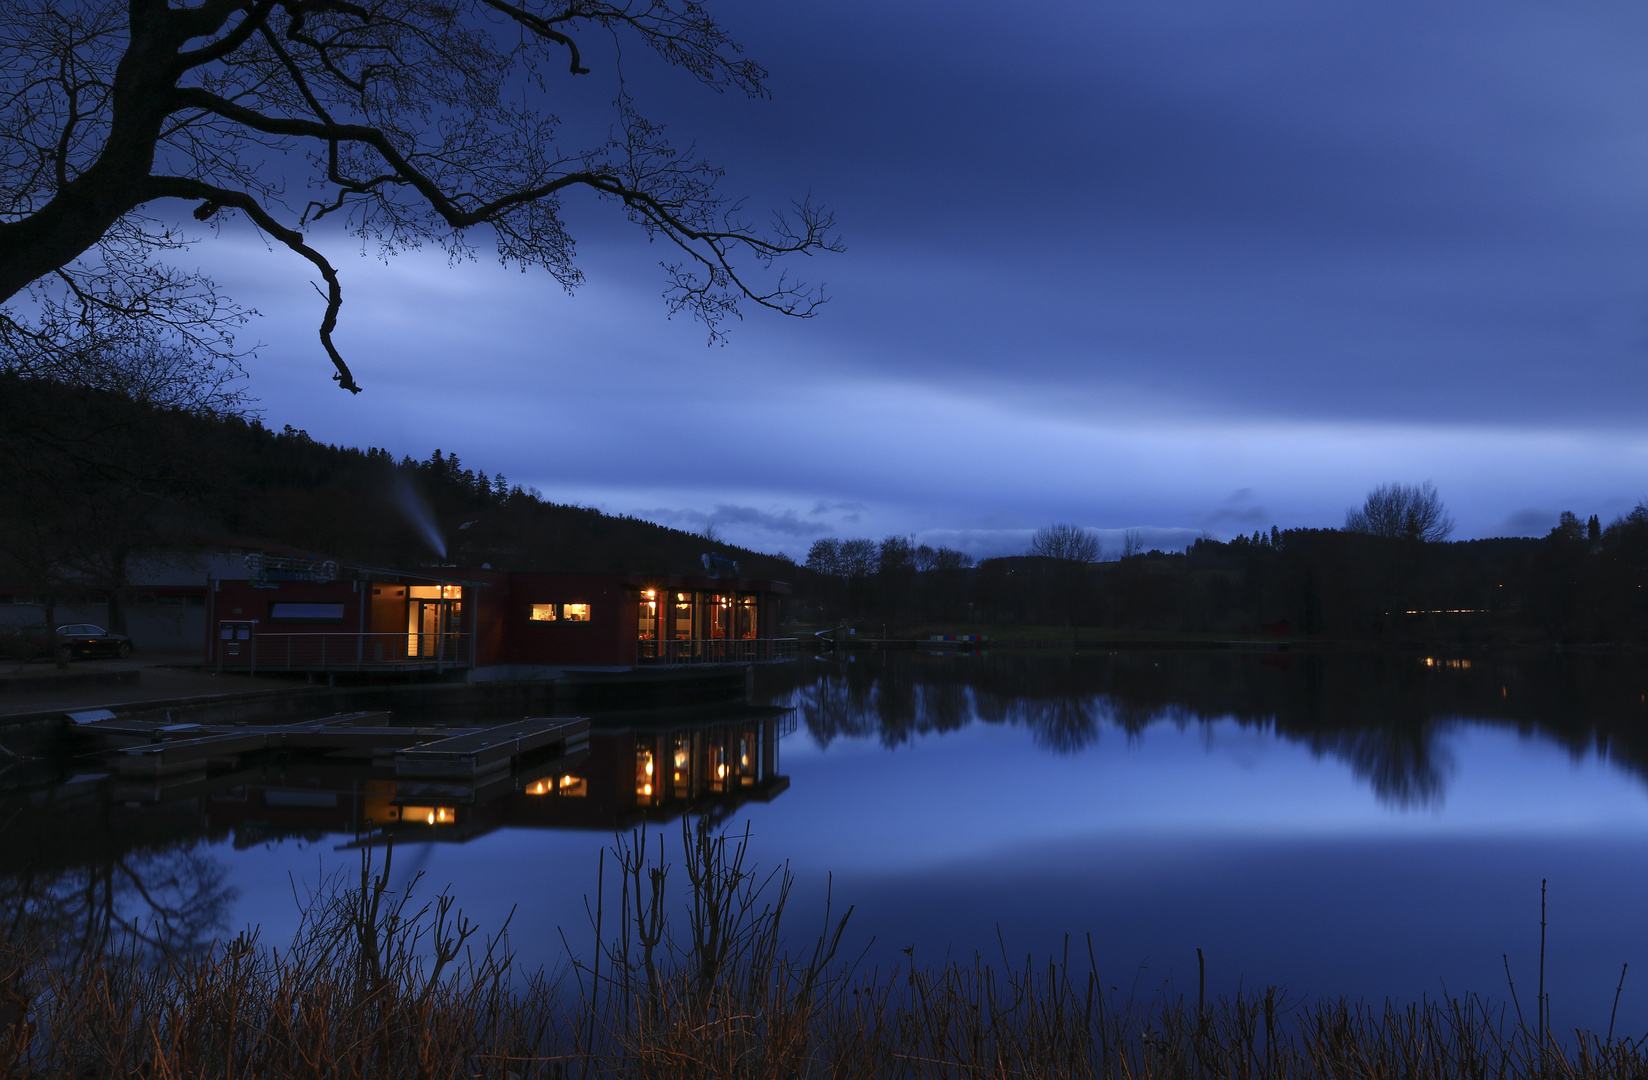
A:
11;649;1648;1034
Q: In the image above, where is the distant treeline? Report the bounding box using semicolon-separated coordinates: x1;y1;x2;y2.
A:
0;378;796;613
7;377;1647;644
795;513;1648;644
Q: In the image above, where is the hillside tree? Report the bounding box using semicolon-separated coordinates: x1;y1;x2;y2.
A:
1344;482;1454;543
1028;523;1101;563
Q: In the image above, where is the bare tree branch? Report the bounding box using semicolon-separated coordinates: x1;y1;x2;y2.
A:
0;0;839;394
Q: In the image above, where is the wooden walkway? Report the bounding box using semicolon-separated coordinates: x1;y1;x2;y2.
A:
82;711;589;780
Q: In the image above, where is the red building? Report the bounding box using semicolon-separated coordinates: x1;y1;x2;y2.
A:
207;563;793;677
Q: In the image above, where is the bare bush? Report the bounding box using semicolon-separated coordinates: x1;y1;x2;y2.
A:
1345;482;1455;542
1030;523;1102;563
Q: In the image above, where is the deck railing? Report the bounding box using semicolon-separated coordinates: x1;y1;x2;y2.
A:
636;638;798;665
216;632;472;673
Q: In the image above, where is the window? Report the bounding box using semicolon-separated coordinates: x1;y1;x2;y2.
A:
268;602;345;622
636;747;655;801
563;603;591;622
529;604;557;622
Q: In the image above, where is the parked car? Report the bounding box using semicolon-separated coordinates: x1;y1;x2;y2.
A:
0;623;132;662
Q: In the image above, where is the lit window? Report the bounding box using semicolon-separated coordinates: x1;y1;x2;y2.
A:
563;603;591;622
559;774;587;797
636;748;655;801
529;604;557;621
399;805;455;825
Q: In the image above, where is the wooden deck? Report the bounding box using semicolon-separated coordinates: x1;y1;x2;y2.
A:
86;711;589;781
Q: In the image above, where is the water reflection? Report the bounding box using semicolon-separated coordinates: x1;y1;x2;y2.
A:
763;650;1648;807
5;648;1648;972
0;709;791;956
0;819;237;961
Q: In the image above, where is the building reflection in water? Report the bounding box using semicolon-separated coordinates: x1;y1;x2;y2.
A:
0;709;792;957
187;711;790;841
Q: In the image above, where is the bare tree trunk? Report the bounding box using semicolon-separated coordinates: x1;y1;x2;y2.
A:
105;548;131;636
106;588;127;637
41;594;65;669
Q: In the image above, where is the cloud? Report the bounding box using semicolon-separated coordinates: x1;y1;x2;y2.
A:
189;3;1648;559
1201;489;1271;530
810;500;866;523
1491;509;1556;538
913;526;1206;562
636;504;823;539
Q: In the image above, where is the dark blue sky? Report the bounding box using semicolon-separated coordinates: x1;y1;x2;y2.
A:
199;0;1648;558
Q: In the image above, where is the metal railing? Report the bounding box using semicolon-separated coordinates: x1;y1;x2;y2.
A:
636;638;798;665
216;632;473;673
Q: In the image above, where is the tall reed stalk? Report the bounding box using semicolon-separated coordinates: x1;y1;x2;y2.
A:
0;822;1639;1079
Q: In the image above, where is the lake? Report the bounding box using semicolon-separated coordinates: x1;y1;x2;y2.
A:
9;648;1648;1036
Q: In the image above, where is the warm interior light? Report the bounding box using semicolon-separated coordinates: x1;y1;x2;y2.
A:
399;804;453;824
645;589;656;598
636;750;655;797
717;764;727;779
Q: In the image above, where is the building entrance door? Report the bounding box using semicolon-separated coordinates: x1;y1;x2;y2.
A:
406;587;462;659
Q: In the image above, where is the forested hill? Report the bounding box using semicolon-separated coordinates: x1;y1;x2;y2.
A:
0;378;796;582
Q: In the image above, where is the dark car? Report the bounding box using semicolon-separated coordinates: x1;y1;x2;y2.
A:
0;623;132;662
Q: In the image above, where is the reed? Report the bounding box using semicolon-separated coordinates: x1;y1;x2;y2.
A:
0;822;1639;1079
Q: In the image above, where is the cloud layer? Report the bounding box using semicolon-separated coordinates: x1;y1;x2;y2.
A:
180;0;1648;558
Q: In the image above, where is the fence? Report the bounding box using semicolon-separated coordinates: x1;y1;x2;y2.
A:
215;632;473;674
636;638;798;665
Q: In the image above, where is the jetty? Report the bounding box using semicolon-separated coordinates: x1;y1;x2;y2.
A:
77;710;589;784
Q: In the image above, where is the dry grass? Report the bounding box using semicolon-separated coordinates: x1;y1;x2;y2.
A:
0;823;1641;1079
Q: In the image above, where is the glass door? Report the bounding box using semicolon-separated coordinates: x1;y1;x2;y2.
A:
407;585;462;658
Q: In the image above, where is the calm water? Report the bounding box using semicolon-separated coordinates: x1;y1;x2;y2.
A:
11;649;1648;1034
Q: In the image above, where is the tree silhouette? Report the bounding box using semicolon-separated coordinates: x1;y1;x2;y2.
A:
1344;482;1454;542
1028;523;1101;563
0;0;840;394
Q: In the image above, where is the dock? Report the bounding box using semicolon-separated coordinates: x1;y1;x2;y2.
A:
396;721;582;779
82;711;589;781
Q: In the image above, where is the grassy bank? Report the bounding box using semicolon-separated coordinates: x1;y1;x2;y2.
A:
3;824;1640;1079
